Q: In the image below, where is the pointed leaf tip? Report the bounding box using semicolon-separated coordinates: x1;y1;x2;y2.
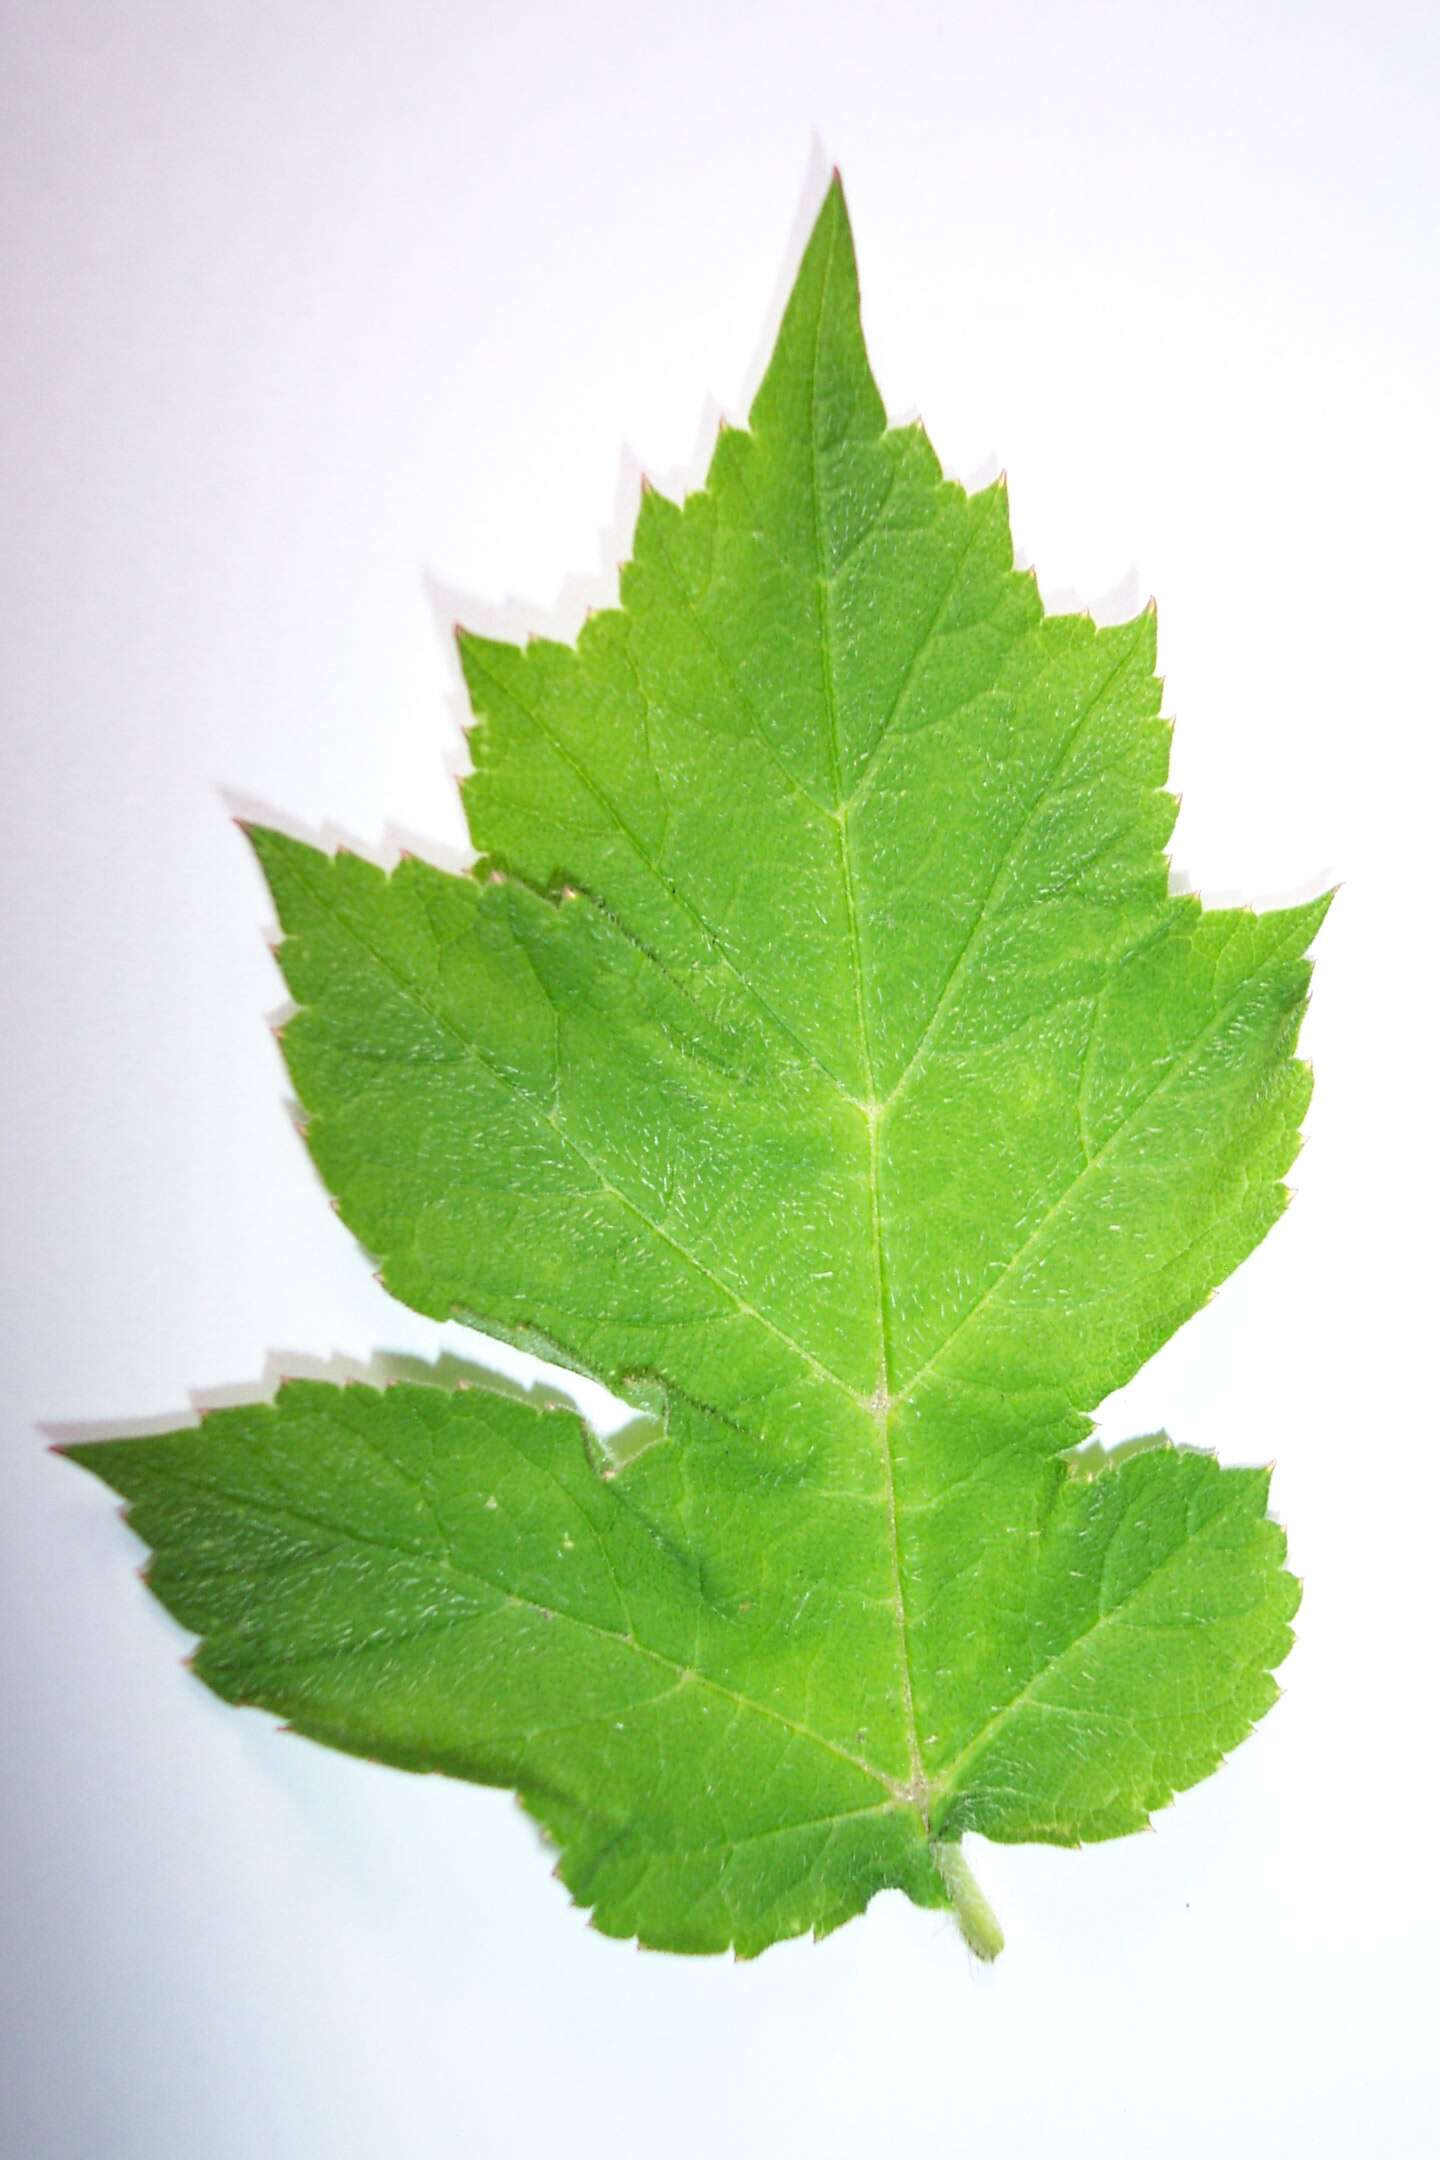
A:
749;173;881;446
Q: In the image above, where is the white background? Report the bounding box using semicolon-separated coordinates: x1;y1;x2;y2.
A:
4;2;1437;2153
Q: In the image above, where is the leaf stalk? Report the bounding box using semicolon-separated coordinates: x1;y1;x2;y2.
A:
935;1840;1005;1961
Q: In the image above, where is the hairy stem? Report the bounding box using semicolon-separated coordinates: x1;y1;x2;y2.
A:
935;1840;1005;1962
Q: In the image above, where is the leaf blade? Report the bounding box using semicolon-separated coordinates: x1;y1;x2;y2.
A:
64;1381;945;1954
68;177;1325;1956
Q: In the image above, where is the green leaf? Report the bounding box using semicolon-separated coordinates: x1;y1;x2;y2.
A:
66;178;1323;1958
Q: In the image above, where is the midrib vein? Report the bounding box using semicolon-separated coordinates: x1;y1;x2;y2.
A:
807;235;926;1813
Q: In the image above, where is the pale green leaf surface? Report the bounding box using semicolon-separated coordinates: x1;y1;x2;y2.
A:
67;181;1321;1957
